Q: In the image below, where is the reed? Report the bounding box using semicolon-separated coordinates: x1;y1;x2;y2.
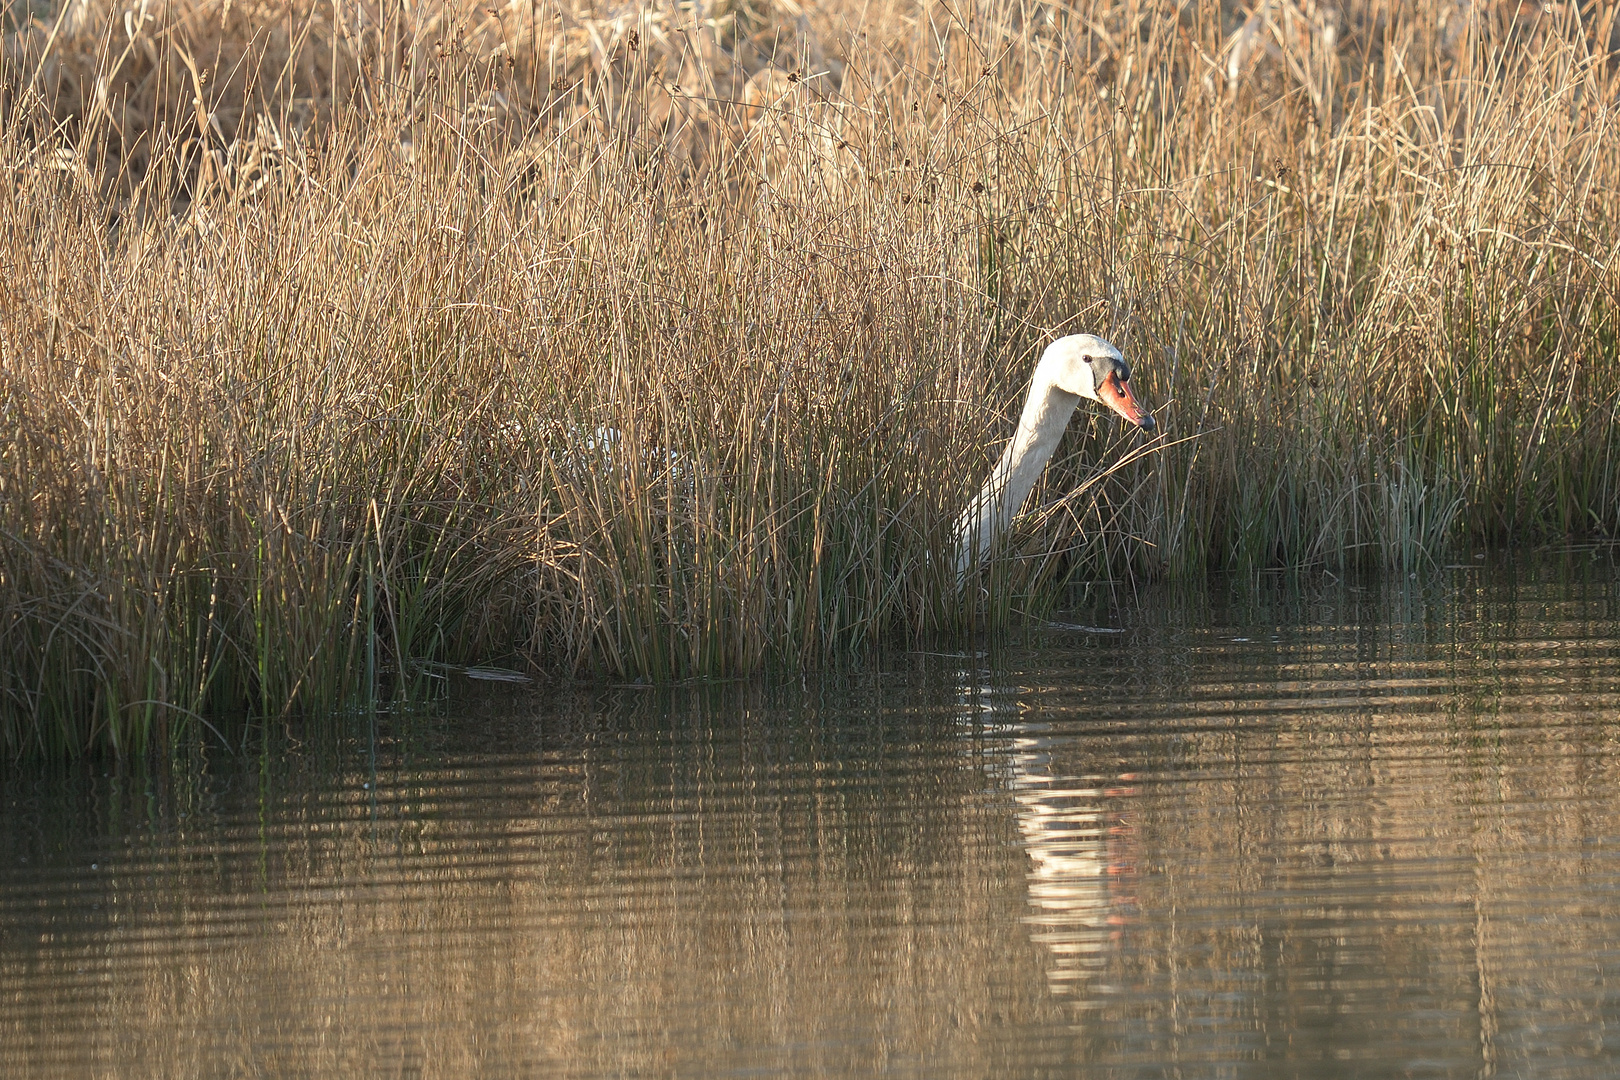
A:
2;0;1618;752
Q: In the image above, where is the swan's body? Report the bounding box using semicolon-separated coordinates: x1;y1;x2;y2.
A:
955;334;1156;577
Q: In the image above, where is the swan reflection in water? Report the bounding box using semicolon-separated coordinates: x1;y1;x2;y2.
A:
959;673;1139;1001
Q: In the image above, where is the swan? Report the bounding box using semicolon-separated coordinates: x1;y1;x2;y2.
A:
955;334;1157;577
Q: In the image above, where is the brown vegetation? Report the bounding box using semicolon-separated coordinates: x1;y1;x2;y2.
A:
2;0;1618;751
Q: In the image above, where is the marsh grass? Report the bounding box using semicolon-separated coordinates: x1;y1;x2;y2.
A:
2;0;1619;752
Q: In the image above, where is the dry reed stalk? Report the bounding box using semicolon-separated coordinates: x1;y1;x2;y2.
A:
1;0;1618;752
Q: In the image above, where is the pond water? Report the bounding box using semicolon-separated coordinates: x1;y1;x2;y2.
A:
4;557;1620;1078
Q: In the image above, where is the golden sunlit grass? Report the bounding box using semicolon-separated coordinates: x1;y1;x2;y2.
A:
2;0;1618;752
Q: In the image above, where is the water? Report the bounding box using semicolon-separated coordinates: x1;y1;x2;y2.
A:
4;558;1620;1078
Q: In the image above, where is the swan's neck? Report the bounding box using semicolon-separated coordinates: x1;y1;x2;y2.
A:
955;376;1081;576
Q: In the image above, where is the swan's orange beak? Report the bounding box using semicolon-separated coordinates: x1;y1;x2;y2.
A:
1101;373;1157;431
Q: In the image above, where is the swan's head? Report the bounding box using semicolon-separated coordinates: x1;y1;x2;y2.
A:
1042;334;1157;432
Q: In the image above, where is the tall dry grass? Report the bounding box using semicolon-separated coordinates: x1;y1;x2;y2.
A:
2;0;1619;752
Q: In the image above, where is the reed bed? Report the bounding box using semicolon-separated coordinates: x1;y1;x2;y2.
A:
2;0;1618;753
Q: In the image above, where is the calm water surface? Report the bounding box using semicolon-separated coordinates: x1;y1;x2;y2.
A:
4;559;1620;1078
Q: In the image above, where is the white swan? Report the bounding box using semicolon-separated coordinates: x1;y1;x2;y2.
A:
955;334;1157;577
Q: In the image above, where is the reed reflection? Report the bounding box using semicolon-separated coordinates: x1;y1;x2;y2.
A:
5;560;1620;1078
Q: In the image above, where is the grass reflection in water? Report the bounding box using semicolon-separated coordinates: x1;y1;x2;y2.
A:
2;560;1619;1077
